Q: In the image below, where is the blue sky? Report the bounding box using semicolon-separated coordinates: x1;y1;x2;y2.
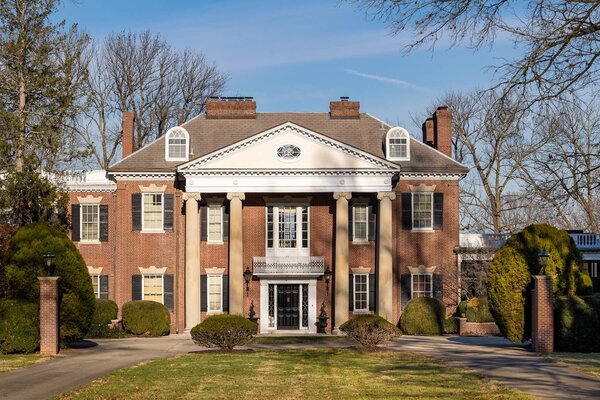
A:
58;0;517;133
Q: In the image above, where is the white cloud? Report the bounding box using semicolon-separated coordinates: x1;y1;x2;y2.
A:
345;69;427;91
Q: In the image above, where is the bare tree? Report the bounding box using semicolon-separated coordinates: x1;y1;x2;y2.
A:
348;1;600;104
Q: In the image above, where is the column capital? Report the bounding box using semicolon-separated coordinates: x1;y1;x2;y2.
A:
227;192;246;201
377;191;397;201
333;192;352;201
182;192;201;201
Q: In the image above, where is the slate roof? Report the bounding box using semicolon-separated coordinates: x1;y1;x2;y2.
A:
109;112;468;174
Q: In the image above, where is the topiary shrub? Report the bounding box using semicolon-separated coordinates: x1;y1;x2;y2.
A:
0;299;39;354
555;296;600;353
122;300;170;336
92;299;118;325
444;316;459;334
191;314;257;350
487;224;591;343
400;297;446;335
86;324;131;339
3;222;96;341
340;314;401;349
464;297;494;323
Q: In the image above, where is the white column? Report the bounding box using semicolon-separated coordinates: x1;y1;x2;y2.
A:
184;192;201;330
333;192;351;333
227;192;245;315
377;191;396;322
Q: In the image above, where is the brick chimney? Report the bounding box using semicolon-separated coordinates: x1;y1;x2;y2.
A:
422;106;452;157
122;111;134;159
330;97;360;119
206;97;256;119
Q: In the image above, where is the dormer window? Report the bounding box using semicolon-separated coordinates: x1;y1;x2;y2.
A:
386;127;410;161
165;127;189;161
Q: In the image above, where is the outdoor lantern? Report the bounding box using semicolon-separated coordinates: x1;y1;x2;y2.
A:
243;267;252;293
43;251;55;276
324;266;331;293
538;249;550;275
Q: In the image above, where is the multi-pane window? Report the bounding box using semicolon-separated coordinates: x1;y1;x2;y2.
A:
278;206;297;249
413;193;433;229
143;193;163;230
301;207;308;248
411;274;432;298
81;204;99;241
143;274;163;303
167;128;188;160
353;205;368;242
208;274;223;312
387;128;409;160
91;275;100;299
208;205;223;242
267;205;309;251
354;274;368;311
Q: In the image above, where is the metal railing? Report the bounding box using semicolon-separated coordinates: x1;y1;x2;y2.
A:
569;233;600;250
460;232;600;251
252;256;325;276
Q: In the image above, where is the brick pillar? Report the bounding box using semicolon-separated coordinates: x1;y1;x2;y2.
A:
38;277;60;355
333;192;352;334
532;275;554;353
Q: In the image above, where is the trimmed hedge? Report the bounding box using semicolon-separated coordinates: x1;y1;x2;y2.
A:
191;314;257;350
487;224;591;343
400;297;445;335
444;317;459;334
555;295;600;353
461;297;494;323
92;299;118;325
340;314;401;348
122;300;170;336
0;299;39;354
3;222;96;341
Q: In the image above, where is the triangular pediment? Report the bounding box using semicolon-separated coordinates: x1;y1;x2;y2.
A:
178;122;399;173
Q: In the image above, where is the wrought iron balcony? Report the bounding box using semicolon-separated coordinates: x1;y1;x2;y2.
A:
252;256;325;276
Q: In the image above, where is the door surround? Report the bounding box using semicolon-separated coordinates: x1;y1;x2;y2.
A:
260;278;317;334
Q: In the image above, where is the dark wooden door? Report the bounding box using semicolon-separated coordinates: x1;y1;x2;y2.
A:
277;285;299;329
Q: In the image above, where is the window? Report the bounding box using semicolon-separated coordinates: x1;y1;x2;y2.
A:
411;274;432;298
413;193;433;229
386;127;410;161
208;205;223;242
354;274;369;311
165;127;189;161
353;205;368;242
143;193;163;230
276;144;301;160
143;274;163;303
91;275;100;299
208;274;223;313
587;261;598;278
266;205;309;252
81;204;99;241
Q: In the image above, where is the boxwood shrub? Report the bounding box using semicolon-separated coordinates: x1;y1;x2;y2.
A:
444;316;459;334
0;299;39;354
92;299;118;325
400;297;445;335
555;295;600;353
191;314;257;350
122;300;170;336
464;297;495;323
340;314;401;349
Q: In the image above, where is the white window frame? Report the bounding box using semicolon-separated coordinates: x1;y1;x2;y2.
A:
207;205;224;244
90;274;100;299
80;204;100;243
142;193;164;232
352;204;369;243
386;127;410;161
164;126;190;161
142;274;164;304
207;274;223;313
353;274;369;312
411;273;433;298
265;204;310;256
412;192;434;231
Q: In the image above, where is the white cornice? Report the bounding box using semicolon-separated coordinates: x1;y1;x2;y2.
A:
399;172;465;180
108;172;176;180
182;169;396;177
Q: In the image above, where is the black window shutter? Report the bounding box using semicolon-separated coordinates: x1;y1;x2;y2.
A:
200;206;207;241
99;275;109;299
71;204;80;241
223;275;229;312
348;205;353;241
401;193;412;230
200;275;207;312
349;274;354;311
433;274;444;300
132;275;142;300
132;194;142;231
223;206;229;241
401;274;411;310
433;193;444;230
164;274;174;311
163;194;174;231
99;205;109;242
369;274;376;311
368;204;376;241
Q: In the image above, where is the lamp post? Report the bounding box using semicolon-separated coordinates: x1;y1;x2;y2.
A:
538;249;550;275
324;266;331;295
43;251;55;276
243;267;252;294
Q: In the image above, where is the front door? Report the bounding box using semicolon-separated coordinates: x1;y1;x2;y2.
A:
277;284;299;329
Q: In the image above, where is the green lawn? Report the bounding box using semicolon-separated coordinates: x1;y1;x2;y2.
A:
56;349;529;400
547;353;600;378
252;335;352;345
0;354;50;373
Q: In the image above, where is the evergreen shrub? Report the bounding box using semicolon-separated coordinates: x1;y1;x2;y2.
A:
0;299;39;354
340;314;401;348
400;297;445;335
92;299;118;325
444;316;459;334
190;314;257;350
555;295;600;352
122;300;170;336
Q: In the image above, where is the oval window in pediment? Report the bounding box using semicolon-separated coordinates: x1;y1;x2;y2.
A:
276;144;301;160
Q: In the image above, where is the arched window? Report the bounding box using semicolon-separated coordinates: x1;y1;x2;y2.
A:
165;127;189;161
386;127;410;161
